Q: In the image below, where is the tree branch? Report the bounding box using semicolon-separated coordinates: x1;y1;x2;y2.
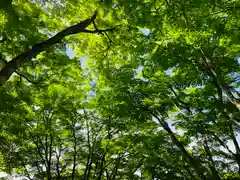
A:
0;11;98;86
14;70;38;84
23;163;33;180
83;27;116;34
0;55;45;86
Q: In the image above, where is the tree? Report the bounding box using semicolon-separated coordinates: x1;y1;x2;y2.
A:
0;0;240;179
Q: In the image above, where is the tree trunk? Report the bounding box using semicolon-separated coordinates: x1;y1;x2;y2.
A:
203;137;221;180
71;122;77;180
97;153;106;180
152;113;206;180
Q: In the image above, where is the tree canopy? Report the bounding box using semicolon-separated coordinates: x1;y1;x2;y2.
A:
0;0;240;179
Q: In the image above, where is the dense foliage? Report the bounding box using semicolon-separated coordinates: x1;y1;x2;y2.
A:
0;0;240;179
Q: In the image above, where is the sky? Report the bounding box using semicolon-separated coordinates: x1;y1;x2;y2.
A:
140;28;150;36
66;44;74;58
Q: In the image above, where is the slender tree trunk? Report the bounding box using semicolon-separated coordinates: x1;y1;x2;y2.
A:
71;122;77;180
97;124;114;180
31;134;47;172
182;165;197;180
106;170;110;180
197;48;239;111
54;146;62;179
87;160;93;180
229;125;240;153
45;134;51;180
56;154;61;180
23;163;33;180
211;133;235;155
48;134;53;180
228;124;240;173
83;146;91;180
151;113;206;180
35;162;43;178
203;137;221;180
97;153;106;180
84;114;94;180
218;105;240;172
112;157;120;180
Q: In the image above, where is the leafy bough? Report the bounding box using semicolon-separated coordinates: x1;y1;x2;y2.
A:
0;11;116;86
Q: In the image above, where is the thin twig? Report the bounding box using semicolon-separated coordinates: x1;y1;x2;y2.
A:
103;32;116;45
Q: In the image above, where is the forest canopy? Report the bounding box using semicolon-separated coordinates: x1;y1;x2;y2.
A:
0;0;240;179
